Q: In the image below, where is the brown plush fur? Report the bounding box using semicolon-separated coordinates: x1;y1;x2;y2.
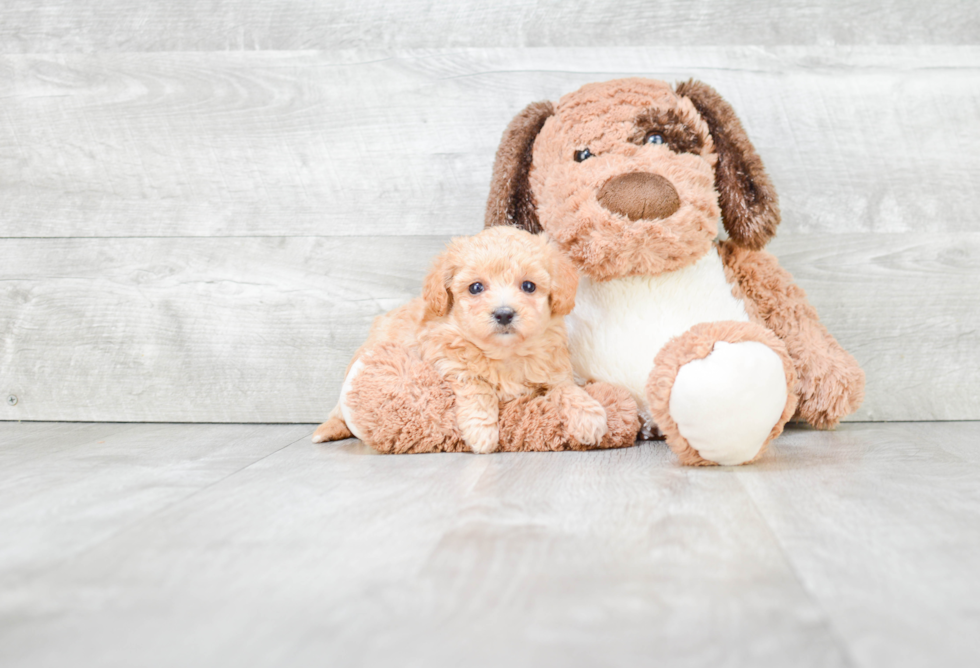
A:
340;342;638;453
674;79;780;250
518;79;722;281
629;107;706;155
314;226;633;454
646;321;799;466
718;241;865;428
343;342;461;454
498;381;639;452
486;78;784;280
484;77;866;464
485;101;555;234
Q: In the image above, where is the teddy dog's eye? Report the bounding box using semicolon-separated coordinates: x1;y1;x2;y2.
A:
521;281;536;294
468;282;484;295
645;132;665;145
574;148;593;162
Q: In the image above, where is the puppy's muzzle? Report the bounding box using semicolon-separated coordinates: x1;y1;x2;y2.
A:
597;172;681;221
493;307;516;326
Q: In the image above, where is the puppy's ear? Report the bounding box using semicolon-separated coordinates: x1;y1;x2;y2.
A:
547;242;579;317
485;101;555;234
675;79;780;250
422;250;455;319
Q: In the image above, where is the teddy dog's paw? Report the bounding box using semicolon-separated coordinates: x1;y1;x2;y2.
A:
797;360;866;430
668;340;788;466
461;424;500;454
555;386;609;446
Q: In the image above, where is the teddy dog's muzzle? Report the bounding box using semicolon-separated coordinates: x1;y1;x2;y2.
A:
597;172;681;221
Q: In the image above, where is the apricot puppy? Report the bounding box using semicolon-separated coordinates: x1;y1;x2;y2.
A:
313;226;608;453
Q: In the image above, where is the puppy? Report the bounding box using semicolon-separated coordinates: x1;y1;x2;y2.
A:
312;226;609;453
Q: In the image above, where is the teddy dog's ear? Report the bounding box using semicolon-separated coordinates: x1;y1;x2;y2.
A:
547;241;579;317
485;101;555;234
422;250;455;319
675;79;780;250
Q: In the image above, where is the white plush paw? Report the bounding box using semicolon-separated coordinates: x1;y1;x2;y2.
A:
563;397;609;446
462;424;500;454
338;358;367;442
669;341;788;465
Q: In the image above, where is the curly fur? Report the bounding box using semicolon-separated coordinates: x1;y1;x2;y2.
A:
314;226;637;454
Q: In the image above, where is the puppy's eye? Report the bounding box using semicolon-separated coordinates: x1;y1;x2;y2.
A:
468;282;484;295
645;132;665;145
521;281;536;294
574;148;593;162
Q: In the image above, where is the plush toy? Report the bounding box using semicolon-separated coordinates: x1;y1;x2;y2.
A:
333;341;640;454
484;77;865;465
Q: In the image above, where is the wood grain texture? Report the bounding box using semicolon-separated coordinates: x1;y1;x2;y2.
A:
0;235;447;423
0;1;977;53
3;421;979;666
2;233;977;423
0;423;312;590
0;421;136;462
0;47;978;238
766;233;980;423
0;423;842;667
737;422;980;666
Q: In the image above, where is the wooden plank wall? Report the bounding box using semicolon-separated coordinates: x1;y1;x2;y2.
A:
1;3;978;423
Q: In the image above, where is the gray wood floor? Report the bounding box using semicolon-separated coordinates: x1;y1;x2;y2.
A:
1;422;978;667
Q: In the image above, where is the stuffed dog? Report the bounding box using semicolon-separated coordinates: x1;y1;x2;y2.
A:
485;78;865;465
314;226;640;453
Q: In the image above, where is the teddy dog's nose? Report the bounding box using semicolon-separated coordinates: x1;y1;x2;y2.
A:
597;172;681;221
493;307;516;326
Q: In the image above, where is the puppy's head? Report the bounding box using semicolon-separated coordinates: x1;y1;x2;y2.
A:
423;226;577;352
485;78;780;281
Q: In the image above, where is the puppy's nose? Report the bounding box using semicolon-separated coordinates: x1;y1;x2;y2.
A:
597;172;681;221
493;307;516;326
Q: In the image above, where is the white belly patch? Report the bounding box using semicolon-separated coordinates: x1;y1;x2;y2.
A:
565;249;750;419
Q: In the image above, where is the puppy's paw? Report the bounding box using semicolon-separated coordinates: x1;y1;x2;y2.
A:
311;416;353;443
558;389;609;446
461;424;500;454
565;402;608;446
